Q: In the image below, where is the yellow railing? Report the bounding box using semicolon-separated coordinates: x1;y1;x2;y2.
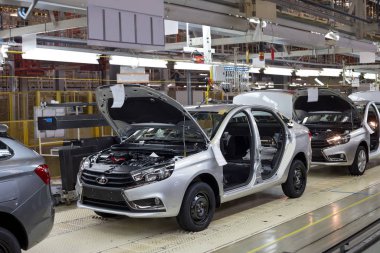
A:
0;90;110;149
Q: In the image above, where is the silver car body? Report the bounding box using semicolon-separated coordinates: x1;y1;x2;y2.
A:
234;89;380;167
76;84;311;218
0;133;55;250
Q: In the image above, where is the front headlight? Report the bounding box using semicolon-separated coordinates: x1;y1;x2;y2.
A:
79;157;90;171
327;134;351;146
131;163;174;184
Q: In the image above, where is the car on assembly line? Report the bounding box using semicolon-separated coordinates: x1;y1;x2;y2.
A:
76;84;311;232
234;89;380;175
0;124;55;253
349;91;380;110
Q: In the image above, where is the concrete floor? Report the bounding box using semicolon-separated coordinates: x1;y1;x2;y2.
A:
26;162;380;253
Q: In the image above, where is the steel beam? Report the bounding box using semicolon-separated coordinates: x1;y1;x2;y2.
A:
232;47;356;61
0;17;87;39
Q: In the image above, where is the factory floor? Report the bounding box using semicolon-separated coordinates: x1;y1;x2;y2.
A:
26;161;380;253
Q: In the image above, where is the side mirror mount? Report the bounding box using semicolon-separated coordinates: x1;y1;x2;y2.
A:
287;121;294;128
0;124;8;134
0;149;12;158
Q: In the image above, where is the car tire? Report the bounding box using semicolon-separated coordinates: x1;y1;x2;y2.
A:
176;182;215;232
94;211;118;218
349;146;367;176
0;227;21;253
282;160;307;198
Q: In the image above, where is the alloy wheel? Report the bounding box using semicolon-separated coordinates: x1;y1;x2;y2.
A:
357;149;367;173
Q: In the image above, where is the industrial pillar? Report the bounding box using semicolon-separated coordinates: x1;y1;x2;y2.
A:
187;71;192;105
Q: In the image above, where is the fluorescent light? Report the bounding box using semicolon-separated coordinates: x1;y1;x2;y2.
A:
364;73;377;80
110;56;167;68
23;48;99;64
249;67;261;73
314;78;325;86
264;66;293;76
344;70;361;78
325;30;340;41
297;69;320;77
248;17;260;24
10;13;18;17
248;17;267;27
174;62;211;71
319;68;342;77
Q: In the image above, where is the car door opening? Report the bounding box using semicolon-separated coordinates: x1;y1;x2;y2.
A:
252;110;286;180
221;112;253;190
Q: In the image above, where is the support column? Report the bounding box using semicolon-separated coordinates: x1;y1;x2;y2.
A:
187;71;192;105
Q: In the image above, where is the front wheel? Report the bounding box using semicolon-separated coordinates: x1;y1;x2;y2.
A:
282;160;307;198
349;146;367;176
176;182;215;232
0;227;21;253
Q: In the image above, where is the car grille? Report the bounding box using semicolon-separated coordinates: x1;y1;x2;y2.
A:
312;148;328;162
81;169;136;188
82;197;131;212
311;139;330;149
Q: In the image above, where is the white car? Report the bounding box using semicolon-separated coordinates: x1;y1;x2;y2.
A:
234;89;380;175
76;84;311;231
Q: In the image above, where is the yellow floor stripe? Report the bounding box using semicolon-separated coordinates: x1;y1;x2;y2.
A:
247;191;380;253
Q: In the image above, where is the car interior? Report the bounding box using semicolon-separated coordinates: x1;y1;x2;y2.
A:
251;110;285;180
220;111;286;189
367;105;379;151
221;112;252;190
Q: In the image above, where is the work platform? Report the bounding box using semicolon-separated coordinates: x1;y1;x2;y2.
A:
27;162;380;253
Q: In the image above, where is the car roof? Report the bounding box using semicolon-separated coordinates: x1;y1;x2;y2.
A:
186;104;238;113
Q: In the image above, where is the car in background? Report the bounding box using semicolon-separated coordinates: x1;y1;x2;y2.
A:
234;89;380;175
0;124;55;253
76;84;311;232
349;91;380;110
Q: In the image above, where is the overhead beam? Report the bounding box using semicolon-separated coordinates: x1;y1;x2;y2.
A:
164;3;250;31
0;0;87;13
232;48;357;61
0;17;87;39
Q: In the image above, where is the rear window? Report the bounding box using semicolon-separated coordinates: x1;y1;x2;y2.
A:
0;140;14;160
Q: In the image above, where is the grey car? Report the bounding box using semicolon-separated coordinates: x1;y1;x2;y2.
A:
234;89;380;175
76;84;311;231
0;125;55;253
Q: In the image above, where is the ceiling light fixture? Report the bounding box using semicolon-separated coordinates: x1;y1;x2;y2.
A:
248;67;261;73
364;73;377;80
319;68;342;77
264;66;293;76
325;30;340;41
110;56;168;68
174;62;212;71
296;69;320;77
22;48;99;64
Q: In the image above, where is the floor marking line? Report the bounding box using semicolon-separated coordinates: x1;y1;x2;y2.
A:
247;191;380;253
328;190;372;196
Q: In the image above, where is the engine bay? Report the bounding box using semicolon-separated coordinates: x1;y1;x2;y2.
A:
91;149;177;170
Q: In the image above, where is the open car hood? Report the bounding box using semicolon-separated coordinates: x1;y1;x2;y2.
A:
294;89;356;112
96;84;209;143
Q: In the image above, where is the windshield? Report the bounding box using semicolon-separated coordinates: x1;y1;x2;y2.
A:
190;111;227;138
125;124;205;144
302;112;352;124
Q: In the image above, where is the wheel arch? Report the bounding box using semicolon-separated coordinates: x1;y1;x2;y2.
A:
0;212;28;250
359;140;369;161
190;173;221;208
293;152;308;169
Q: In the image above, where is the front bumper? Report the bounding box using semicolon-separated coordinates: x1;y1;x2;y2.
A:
76;174;187;218
311;142;358;166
